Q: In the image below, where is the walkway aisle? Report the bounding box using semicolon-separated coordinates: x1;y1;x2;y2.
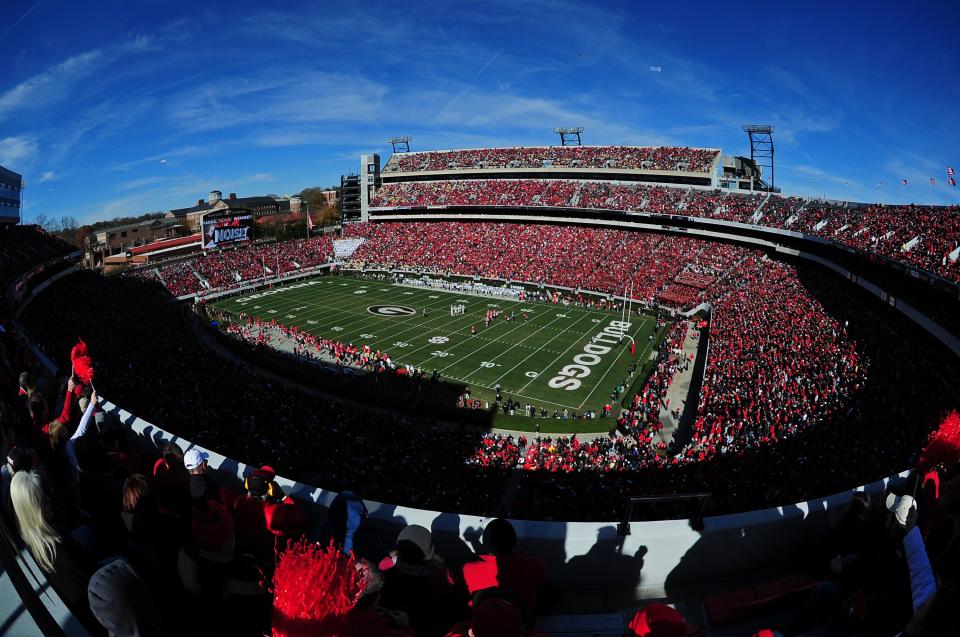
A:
655;322;701;447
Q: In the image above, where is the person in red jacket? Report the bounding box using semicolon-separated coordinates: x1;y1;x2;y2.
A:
229;468;276;564
462;518;546;627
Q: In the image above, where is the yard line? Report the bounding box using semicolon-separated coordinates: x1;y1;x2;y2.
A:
488;307;598;386
233;279;456;338
223;277;391;324
357;286;525;348
422;305;563;372
577;318;655;410
513;314;630;396
398;298;537;361
304;286;460;338
459;307;591;384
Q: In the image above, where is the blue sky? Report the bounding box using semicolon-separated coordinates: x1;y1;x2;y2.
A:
1;0;958;225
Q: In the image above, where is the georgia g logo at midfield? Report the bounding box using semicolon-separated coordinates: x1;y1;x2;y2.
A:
367;305;417;317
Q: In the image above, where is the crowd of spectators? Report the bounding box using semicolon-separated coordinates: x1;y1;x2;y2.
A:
382;145;720;173
5;220;957;528
129;235;334;297
345;221;747;309
0;313;558;634
371;179;960;285
0;224;75;291
370;180;760;223
794;202;960;282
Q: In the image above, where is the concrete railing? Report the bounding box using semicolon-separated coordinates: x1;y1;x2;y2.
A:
96;397;908;598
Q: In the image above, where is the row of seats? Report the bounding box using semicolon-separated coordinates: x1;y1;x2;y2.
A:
370;180;960;284
382;146;720;173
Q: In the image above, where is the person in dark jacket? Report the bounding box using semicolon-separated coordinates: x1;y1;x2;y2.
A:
87;558;166;637
380;524;468;637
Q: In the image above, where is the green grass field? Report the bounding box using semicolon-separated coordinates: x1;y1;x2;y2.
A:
213;275;660;426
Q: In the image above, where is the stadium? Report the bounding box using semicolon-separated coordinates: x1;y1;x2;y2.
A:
3;134;959;635
2;4;959;636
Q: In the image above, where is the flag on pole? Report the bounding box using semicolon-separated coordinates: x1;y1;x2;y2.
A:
948;167;956;176
950;178;957;187
930;177;937;186
901;178;908;186
305;209;314;231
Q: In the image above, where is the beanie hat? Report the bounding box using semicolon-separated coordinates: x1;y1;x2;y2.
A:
627;603;686;637
472;598;524;637
6;446;32;473
396;524;435;565
246;474;269;498
87;559;164;637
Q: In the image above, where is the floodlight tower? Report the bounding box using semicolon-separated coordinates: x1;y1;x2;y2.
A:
553;127;584;146
741;124;775;191
387;136;412;153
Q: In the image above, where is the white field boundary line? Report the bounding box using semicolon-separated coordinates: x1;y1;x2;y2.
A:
262;280;563;368
402;304;545;364
443;376;583;410
356;286;533;351
293;280;458;335
295;278;533;350
235;279;461;341
229;280;567;367
512;314;642;397
221;276;628;409
457;307;591;384
220;278;395;325
576;318;655;411
398;298;543;362
485;307;599;387
306;287;465;339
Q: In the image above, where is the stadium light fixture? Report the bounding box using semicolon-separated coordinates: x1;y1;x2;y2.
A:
741;124;776;192
387;136;412;153
553;127;584;146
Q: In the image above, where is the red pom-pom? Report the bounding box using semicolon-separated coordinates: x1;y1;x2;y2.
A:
73;356;95;385
70;339;89;362
918;412;960;472
272;540;367;637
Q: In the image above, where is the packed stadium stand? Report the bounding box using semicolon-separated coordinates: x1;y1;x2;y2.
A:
3;144;960;634
368;179;960;286
381;145;721;174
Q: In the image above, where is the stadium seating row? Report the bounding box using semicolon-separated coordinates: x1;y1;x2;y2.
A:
382;145;720;173
369;180;960;284
128;235;334;296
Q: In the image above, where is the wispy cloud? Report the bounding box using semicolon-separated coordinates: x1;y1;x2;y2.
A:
117;176;167;191
0;136;38;166
0;50;103;121
166;72;388;132
37;171;56;183
109;145;209;172
0;33;160;125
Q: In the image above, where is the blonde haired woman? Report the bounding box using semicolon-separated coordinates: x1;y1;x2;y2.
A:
11;469;93;609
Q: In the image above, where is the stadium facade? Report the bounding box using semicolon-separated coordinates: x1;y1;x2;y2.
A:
0;164;23;225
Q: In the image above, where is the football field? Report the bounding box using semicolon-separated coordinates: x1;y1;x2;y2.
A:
213;275;660;417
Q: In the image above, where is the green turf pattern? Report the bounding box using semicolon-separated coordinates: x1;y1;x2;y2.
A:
213;275;659;417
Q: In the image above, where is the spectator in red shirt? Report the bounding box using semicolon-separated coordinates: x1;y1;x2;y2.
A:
462;518;546;627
